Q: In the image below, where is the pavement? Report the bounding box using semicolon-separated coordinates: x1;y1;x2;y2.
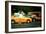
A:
11;21;41;29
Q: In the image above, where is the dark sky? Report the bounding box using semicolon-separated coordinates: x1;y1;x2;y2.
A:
11;5;41;14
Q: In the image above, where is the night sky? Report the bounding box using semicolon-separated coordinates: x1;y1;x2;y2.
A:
11;5;41;15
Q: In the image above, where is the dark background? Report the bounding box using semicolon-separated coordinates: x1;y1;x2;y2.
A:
11;5;41;15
